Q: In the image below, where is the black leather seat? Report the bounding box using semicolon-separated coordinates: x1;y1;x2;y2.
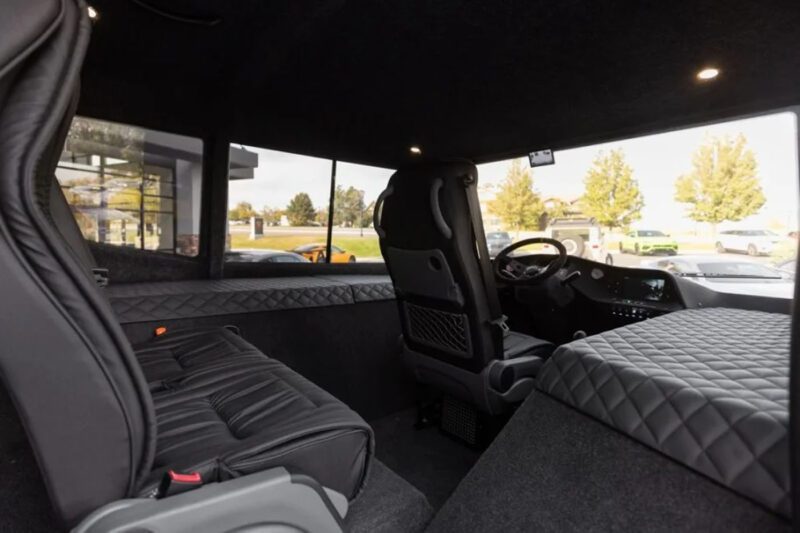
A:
130;327;373;500
375;161;554;413
0;1;371;526
133;326;268;384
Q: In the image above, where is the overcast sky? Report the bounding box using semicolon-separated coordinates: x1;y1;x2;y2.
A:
229;111;798;231
228;149;392;211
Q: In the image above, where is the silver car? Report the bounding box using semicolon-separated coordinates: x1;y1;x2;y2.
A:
645;255;794;299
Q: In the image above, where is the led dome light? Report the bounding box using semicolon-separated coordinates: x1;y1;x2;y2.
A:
409;146;422;155
696;67;720;81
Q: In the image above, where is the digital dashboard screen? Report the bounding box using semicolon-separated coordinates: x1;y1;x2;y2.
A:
622;277;666;301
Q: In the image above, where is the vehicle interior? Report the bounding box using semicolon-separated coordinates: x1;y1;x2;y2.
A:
1;1;798;531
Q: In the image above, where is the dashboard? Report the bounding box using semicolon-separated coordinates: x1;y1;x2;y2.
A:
508;255;685;336
567;257;684;320
500;253;790;343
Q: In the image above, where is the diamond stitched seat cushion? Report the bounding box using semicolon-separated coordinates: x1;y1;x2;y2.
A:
106;277;396;323
537;307;790;517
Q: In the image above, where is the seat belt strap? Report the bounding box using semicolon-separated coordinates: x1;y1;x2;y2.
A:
462;175;506;329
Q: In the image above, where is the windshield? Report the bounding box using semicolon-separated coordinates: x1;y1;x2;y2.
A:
474;111;797;299
487;232;510;239
677;261;785;279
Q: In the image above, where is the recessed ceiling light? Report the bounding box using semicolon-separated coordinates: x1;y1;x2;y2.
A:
696;67;720;81
87;5;99;20
409;146;422;155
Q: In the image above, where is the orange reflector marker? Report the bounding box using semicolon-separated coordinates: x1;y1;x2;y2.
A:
155;326;168;337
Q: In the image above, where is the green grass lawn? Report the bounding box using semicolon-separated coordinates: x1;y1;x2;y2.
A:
232;232;738;261
331;236;382;258
230;233;382;258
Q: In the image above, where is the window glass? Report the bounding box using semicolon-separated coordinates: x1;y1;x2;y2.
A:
331;162;393;263
477;111;798;298
56;117;203;256
226;146;330;263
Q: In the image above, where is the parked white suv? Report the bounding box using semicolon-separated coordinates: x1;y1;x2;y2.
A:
715;229;782;256
543;217;613;264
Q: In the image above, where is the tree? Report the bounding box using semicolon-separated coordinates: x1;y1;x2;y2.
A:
261;206;283;226
487;159;544;236
674;134;764;235
315;207;329;227
65;117;144;164
228;201;256;222
333;186;368;227
285;192;316;226
581;149;644;230
540;197;572;229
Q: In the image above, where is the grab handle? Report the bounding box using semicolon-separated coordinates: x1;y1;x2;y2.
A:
430;179;453;239
373;185;394;238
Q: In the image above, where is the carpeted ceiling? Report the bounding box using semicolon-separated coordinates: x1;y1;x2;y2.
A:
78;0;800;167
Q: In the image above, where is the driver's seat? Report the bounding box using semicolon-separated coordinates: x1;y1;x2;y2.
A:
375;160;554;414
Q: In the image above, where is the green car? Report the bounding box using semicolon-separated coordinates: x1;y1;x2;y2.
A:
619;230;678;255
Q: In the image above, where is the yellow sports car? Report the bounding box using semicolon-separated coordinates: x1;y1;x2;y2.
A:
292;243;356;263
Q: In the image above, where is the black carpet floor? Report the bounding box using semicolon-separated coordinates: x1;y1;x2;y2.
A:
427;391;792;532
369;409;481;511
345;459;433;532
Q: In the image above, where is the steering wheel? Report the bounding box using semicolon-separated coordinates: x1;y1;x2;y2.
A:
493;238;568;284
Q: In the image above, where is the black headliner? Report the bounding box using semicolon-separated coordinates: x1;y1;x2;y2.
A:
79;0;800;168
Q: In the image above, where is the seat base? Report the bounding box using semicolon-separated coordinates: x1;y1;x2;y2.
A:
404;348;544;415
404;330;553;414
503;330;554;359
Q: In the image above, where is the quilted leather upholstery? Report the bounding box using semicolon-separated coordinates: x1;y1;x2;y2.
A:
134;327;374;500
537;307;790;517
319;275;396;302
107;276;395;323
133;327;266;383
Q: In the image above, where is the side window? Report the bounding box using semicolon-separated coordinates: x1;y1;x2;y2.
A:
226;146;330;263
331;161;393;263
226;146;392;264
56;117;203;256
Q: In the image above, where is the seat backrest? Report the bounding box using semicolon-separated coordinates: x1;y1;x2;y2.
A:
376;160;504;373
0;0;156;526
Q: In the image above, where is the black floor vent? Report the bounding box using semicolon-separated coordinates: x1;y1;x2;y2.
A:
441;395;479;446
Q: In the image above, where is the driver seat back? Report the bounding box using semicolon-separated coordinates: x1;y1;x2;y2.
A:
376;161;503;374
376;161;552;413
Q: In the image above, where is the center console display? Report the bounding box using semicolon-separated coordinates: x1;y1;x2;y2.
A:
622;277;666;302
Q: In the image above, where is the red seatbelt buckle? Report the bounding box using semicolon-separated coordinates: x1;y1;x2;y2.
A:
157;469;203;498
